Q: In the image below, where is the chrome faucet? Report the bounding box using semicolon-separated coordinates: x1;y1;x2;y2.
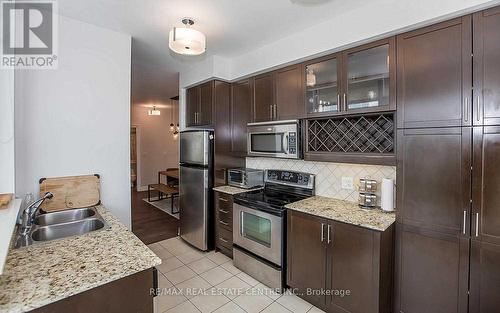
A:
19;192;54;235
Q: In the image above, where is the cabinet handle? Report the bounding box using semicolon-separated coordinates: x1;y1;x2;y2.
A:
462;210;467;234
218;197;228;202
343;93;347;111
273;104;277;120
219;237;228;243
475;213;479;237
327;224;332;244
476;95;481;122
270;105;273;119
219;209;229;214
321;223;325;242
219;220;229;226
337;94;340;111
464;97;469;122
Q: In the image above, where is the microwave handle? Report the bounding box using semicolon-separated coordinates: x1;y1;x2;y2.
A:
282;134;288;154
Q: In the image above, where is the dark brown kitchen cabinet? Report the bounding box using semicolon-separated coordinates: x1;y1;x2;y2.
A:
469;240;500;313
274;64;305;120
287;210;328;309
253;73;274;122
396;127;472;234
327;221;393;313
473;7;500;126
394;224;469;313
253;65;304;122
396;16;472;129
472;126;500;246
186;86;200;127
199;81;214;126
287;210;393;313
32;268;155;313
231;78;253;155
305;54;342;116
214;191;234;258
342;38;396;114
185;81;215;127
213;80;245;186
469;125;500;313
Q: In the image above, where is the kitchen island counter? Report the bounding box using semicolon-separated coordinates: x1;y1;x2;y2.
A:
0;205;161;313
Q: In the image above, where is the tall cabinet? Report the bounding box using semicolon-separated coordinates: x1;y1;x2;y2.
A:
395;8;500;313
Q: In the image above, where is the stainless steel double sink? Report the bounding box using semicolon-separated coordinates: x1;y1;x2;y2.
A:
14;207;110;248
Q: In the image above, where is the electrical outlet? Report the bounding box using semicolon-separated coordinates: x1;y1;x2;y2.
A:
341;177;354;190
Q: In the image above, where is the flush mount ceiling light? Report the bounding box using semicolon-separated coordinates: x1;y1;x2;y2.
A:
169;18;206;56
148;105;161;116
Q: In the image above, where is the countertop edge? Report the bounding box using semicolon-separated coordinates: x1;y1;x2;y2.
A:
285;197;396;232
286;205;394;232
0;198;21;275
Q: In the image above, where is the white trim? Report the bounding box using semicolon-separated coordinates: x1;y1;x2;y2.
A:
0;198;22;274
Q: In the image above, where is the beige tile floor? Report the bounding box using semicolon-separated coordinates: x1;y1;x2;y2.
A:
148;237;325;313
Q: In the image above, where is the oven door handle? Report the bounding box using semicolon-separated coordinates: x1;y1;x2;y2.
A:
282;134;288;154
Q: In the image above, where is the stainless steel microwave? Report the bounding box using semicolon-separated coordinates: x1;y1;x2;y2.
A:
247;120;301;159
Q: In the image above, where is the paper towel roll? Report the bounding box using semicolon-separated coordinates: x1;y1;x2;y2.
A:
381;178;395;212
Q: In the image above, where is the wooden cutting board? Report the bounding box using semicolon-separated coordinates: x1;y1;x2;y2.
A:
39;175;101;212
0;193;13;209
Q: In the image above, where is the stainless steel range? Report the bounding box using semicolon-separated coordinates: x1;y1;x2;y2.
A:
232;169;315;291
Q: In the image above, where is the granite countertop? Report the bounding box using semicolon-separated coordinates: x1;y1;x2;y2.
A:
285;196;395;232
213;185;262;195
0;205;161;313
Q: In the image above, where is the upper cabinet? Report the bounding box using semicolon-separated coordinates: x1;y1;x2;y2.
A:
231;78;253;155
397;17;472;128
305;54;342;116
306;38;395;117
343;39;396;114
253;73;274;122
185;81;214;127
275;65;305;120
253;65;305;122
473;7;500;126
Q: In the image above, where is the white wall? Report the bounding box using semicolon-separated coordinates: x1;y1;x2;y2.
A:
0;64;15;194
15;15;132;227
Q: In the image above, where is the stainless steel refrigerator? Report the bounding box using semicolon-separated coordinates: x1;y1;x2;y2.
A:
179;130;214;251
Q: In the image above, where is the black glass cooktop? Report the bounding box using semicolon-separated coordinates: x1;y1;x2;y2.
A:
233;188;310;214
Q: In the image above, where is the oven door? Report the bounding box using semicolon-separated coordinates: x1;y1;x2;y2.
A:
247;121;299;159
233;203;283;266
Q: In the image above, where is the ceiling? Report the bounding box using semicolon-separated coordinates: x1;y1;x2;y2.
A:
58;0;370;104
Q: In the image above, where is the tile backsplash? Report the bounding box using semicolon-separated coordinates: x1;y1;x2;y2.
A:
246;157;396;204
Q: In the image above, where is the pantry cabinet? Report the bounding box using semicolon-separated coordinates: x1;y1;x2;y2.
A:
231;78;253;155
396;17;472;128
473;7;500;126
287;210;393;313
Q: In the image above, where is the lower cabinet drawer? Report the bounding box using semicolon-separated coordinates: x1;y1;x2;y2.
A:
217;227;233;251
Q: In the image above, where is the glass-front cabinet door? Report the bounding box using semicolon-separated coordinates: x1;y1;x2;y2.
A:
343;38;395;112
305;55;341;115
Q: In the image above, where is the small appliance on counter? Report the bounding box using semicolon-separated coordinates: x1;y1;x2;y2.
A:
358;178;378;209
227;168;264;189
247;120;301;159
232;169;315;291
380;178;395;212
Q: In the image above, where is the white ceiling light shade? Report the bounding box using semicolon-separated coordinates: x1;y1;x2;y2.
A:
169;18;206;56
